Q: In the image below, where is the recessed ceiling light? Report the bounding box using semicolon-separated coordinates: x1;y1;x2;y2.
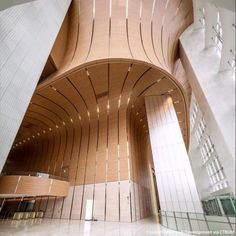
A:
51;86;57;91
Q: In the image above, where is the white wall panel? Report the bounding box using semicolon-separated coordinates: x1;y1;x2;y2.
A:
0;0;71;171
70;185;83;219
61;186;73;219
130;181;136;222
106;181;119;221
120;180;131;222
93;183;105;221
81;184;94;220
180;24;235;196
134;183;140;220
145;96;203;213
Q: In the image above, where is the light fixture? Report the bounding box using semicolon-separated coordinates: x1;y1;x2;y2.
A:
51;86;57;91
127;97;130;104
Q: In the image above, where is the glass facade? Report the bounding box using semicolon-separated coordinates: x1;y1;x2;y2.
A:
190;97;228;193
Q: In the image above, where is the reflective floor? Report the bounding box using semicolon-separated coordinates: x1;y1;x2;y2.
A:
0;217;190;236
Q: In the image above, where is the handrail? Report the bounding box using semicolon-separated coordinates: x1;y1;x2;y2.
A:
0;171;68;181
159;210;235;235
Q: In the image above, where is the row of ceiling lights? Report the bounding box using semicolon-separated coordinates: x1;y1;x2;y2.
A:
13;74;186;148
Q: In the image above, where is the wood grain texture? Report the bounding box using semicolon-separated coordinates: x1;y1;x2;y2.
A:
0;175;69;197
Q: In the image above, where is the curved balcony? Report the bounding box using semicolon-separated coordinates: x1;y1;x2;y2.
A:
0;172;69;198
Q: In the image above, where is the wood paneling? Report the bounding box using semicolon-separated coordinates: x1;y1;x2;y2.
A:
2;0;193;221
0;175;69;197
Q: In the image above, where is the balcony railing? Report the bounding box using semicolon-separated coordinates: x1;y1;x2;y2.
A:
159;210;235;236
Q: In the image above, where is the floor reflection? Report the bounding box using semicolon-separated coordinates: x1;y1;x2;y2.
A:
0;217;190;236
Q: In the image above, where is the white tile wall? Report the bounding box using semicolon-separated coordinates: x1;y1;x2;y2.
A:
0;0;71;171
61;186;73;219
93;183;105;221
106;182;119;222
43;181;151;222
70;185;83;219
81;184;94;220
180;25;235;196
145;96;203;214
130;181;136;222
134;183;141;220
120;180;131;222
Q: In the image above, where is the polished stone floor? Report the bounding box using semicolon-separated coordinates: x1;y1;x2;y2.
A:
0;217;190;236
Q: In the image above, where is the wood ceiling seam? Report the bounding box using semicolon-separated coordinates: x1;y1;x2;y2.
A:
69;125;82;218
151;0;164;68
36;93;70;118
84;0;95;63
70;1;80;63
79;122;91;219
31;100;64;123
27;110;56;128
139;0;153;64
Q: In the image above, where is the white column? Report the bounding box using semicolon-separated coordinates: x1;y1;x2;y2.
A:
145;96;203;213
219;7;235;72
204;1;217;48
0;0;71;171
193;0;205;30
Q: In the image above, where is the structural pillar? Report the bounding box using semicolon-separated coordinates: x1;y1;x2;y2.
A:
145;95;203;213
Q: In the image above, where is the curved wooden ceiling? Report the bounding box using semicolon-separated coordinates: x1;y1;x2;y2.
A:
5;0;193;184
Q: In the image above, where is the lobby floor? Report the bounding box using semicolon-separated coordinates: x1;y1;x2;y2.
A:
0;217;190;236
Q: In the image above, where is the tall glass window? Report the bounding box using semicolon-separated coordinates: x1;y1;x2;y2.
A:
191;96;228;193
212;11;223;54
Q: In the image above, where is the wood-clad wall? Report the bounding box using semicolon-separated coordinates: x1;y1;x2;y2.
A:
2;0;193;221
